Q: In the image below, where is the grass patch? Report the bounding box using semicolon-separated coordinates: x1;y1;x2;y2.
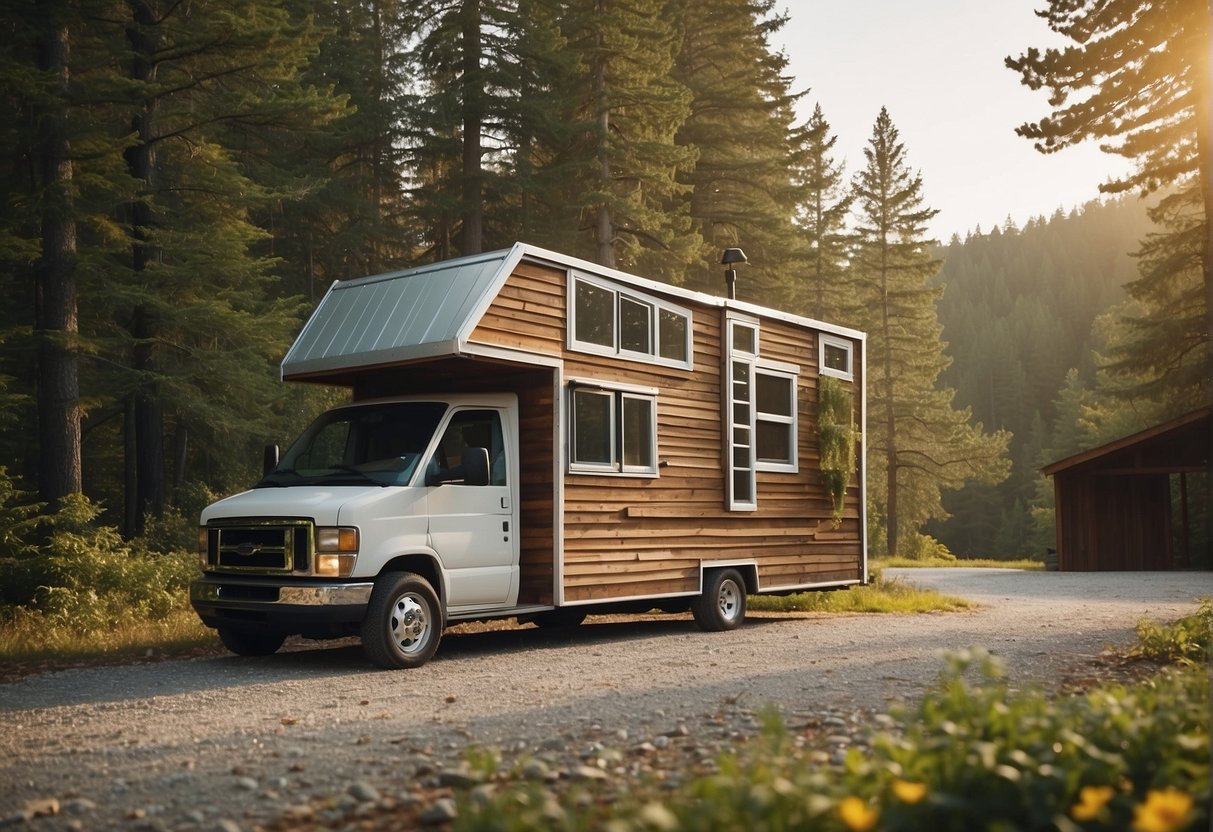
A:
749;576;973;614
873;556;1044;570
0;606;213;667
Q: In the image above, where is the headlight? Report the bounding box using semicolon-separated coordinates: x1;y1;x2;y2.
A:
198;527;210;571
315;527;359;577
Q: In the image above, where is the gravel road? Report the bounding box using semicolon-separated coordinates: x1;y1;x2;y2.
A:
1;568;1209;830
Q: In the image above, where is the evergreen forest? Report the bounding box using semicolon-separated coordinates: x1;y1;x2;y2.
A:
0;0;1208;577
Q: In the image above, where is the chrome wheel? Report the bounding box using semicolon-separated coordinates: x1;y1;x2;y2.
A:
362;571;442;669
390;592;433;656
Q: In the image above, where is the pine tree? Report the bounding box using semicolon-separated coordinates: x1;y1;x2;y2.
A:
1007;0;1211;407
0;0;132;506
560;0;698;278
264;0;413;291
88;0;340;532
669;0;802;300
793;103;852;320
850;108;1010;556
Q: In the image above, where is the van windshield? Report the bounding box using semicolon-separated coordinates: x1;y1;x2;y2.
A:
258;402;448;487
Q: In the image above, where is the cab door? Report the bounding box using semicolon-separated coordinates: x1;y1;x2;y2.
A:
424;408;518;609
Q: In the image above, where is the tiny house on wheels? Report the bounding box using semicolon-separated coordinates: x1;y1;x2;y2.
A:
191;243;867;668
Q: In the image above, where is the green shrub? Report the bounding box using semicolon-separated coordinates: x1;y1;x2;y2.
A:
0;494;195;632
897;532;956;562
1131;598;1212;666
818;376;857;526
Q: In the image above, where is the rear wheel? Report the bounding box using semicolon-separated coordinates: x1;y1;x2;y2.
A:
217;625;285;657
691;569;746;631
361;571;442;669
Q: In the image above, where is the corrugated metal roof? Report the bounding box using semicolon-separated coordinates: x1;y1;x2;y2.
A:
280;241;867;381
281;247;522;379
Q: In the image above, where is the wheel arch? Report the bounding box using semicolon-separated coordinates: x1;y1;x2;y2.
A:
700;560;758;594
379;552;446;605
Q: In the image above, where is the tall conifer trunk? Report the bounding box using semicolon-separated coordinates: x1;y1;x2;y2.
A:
460;0;483;255
34;17;82;507
124;0;165;534
592;16;613;269
1200;2;1212;400
879;242;898;556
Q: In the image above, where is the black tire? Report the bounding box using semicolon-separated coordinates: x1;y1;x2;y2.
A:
531;608;588;629
691;569;746;632
361;571;442;669
217;625;286;657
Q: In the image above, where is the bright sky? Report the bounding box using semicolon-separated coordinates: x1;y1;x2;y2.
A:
774;0;1133;242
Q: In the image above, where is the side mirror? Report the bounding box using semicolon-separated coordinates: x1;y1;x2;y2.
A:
263;444;280;476
425;447;490;487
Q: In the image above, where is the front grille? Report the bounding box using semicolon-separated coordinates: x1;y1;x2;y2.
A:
207;520;312;574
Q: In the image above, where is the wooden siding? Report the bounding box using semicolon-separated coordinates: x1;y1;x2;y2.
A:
468;261;865;605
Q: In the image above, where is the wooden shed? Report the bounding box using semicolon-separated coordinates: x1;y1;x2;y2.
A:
1042;406;1211;571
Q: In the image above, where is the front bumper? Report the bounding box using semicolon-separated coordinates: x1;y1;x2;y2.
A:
190;575;373;634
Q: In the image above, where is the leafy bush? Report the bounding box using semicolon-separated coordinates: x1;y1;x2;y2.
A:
897;532;956;562
0;493;195;632
1131;598;1212;666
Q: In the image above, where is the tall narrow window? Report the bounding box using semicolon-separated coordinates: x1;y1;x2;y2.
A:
726;319;759;511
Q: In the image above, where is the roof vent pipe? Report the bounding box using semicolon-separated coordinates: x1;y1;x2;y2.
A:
721;248;748;299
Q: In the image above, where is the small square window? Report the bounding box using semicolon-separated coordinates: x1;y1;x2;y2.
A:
819;334;854;381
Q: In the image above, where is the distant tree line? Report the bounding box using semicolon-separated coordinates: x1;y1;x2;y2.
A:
0;0;1204;560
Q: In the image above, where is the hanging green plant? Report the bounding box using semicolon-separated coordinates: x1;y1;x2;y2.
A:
818;376;856;526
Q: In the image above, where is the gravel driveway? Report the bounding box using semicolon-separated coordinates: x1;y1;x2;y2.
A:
1;568;1209;829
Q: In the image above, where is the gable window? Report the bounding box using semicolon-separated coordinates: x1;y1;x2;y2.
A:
819;333;854;381
569;273;693;369
569;381;658;476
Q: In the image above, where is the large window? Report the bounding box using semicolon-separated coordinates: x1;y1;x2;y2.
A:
569;273;693;369
754;368;797;472
569;382;658;476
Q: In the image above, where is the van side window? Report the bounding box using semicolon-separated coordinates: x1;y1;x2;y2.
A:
431;410;507;486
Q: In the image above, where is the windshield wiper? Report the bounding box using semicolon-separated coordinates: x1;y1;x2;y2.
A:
329;465;389;486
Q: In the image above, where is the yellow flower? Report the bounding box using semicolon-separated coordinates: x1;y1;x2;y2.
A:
1072;785;1115;821
891;779;928;805
838;796;879;832
1132;789;1193;832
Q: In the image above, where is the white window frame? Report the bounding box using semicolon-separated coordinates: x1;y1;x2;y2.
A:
568;379;659;477
754;361;799;474
819;333;854;381
568;271;693;370
725;315;760;511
